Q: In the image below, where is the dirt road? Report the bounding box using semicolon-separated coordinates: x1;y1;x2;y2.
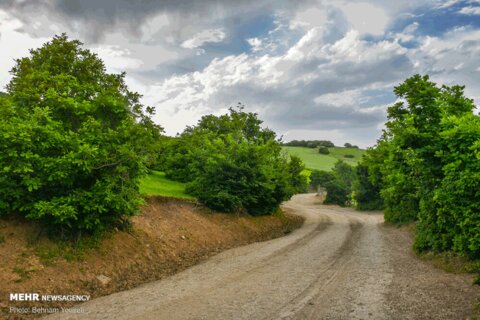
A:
47;194;479;320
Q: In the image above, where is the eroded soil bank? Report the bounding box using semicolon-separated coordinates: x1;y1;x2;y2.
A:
44;194;480;320
0;197;304;320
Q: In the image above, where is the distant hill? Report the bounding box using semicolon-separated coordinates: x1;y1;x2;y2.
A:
282;146;366;171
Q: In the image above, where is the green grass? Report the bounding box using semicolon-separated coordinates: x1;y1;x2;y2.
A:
282;146;366;171
140;171;194;199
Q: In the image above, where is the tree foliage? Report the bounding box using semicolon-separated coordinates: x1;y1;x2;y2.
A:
164;107;305;215
308;161;355;207
309;170;335;190
283;140;335;148
356;74;479;258
318;146;330;154
0;35;161;235
352;162;383;210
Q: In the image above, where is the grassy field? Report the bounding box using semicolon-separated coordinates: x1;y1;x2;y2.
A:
140;147;365;197
282;146;366;171
139;171;194;199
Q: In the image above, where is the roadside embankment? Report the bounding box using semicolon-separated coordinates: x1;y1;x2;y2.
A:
0;197;304;319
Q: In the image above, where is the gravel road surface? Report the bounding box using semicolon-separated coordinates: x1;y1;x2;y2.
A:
46;194;479;320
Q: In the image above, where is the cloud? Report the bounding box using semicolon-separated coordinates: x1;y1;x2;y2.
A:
0;0;308;43
434;0;462;9
314;89;365;107
0;10;49;89
412;27;480;102
340;2;389;35
91;45;144;72
459;6;480;15
181;28;226;49
1;0;479;147
145;27;412;146
289;6;328;29
247;37;263;52
395;22;420;42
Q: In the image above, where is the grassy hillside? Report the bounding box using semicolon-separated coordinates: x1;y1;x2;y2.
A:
140;171;194;199
282;146;366;171
140;147;366;197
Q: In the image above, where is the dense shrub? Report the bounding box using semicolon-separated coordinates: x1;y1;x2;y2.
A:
344;142;359;149
352;163;383;210
415;114;480;256
283;140;335;148
318;146;330;154
358;74;480;258
166;107;303;215
309;170;335;190
344;154;354;158
324;180;349;206
0;35;161;235
323;161;355;206
287;156;308;194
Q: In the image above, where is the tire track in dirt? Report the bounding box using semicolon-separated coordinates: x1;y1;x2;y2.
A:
269;217;363;320
45;194;480;320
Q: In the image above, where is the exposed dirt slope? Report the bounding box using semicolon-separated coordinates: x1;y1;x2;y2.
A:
0;197;304;320
44;194;480;320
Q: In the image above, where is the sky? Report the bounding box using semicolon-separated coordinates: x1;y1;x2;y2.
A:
1;0;479;148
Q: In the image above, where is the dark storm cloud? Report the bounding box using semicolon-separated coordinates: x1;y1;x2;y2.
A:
0;0;312;42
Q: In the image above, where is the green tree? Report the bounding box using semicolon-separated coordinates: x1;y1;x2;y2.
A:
359;74;480;259
309;170;335;190
175;107;299;215
352;162;383;210
0;34;161;235
318;146;330;154
287;155;308;194
415;113;480;256
324;161;355;206
324;180;349;206
352;143;386;211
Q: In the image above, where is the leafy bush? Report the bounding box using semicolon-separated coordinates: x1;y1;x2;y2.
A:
344;143;359;149
358;74;480;259
318;147;330;154
0;35;161;235
324;180;349;206
318;140;335;147
352;163;383;210
283;140;335;148
415;114;480;257
344;154;354;158
287;156;308;194
309;170;335;190
168;107;302;215
323;161;355;206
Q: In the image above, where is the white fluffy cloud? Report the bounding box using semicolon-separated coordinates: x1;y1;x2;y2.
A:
247;37;263;52
412;27;480;101
459;6;480;15
1;0;479;147
91;45;144;73
0;10;49;89
145;27;412;146
340;2;389;36
181;28;226;49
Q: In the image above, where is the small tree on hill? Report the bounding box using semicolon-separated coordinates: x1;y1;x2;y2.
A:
179;107;301;215
318;146;330;154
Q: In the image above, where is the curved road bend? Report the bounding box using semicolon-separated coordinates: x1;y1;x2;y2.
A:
47;194;479;320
